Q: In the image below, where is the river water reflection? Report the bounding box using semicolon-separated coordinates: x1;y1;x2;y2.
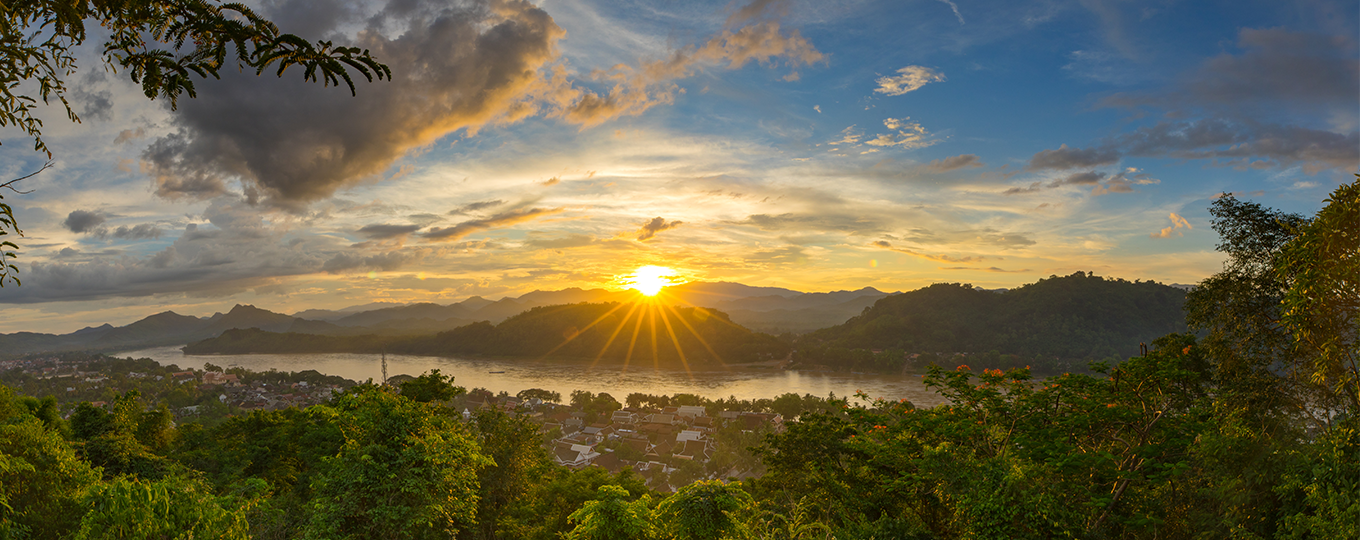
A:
118;346;947;408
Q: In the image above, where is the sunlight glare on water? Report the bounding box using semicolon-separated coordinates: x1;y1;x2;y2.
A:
119;346;946;407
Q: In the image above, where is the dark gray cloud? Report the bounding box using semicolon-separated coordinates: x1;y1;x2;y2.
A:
63;210;106;233
1004;170;1157;195
73;70;114;122
422;207;562;241
1045;27;1360;174
1104;28;1358;113
143;0;565;206
635;217;683;241
1028;144;1120;171
102;224;163;240
1026;119;1357;173
927;154;984;172
1053;171;1104;186
449;200;505;215
141;0;822;208
322;250;421;273
2;198;333;303
356;223;422;240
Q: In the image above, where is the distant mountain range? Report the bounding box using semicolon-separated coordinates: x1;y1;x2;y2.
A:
803;272;1189;361
185;303;791;365
0;282;893;357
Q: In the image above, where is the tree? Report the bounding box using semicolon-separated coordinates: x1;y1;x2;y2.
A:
654;480;752;540
517;388;563;403
511;467;650;540
565;485;654;540
73;475;250;540
1185;193;1312;426
0;414;102;538
399;369;465;403
1277;175;1360;414
304;386;490;540
0;165;43;287
470;407;554;540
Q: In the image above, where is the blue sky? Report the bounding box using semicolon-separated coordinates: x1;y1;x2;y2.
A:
1;0;1356;333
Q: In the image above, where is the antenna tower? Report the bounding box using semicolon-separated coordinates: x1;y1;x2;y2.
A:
381;352;388;386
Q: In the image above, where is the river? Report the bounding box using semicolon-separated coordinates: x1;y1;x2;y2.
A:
117;346;947;407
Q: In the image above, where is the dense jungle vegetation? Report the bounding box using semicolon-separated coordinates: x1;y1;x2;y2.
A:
0;180;1355;538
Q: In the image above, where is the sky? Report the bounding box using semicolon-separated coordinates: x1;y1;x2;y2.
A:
1;0;1356;334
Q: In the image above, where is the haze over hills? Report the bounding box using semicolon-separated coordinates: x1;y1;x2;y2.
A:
0;282;894;357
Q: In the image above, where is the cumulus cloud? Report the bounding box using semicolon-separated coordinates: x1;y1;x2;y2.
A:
422;207;562;242
874;66;946;96
864;118;935;149
927;154;984;172
63;211;163;240
635;217;683;241
144;0;568;206
1151;212;1192;238
143;0;822;207
113;127;146;145
63;210;106;233
102;224;163;240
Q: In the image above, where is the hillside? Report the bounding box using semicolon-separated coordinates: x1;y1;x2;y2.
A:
800;272;1188;367
185;301;791;365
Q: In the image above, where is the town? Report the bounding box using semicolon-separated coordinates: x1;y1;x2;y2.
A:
1;352;817;492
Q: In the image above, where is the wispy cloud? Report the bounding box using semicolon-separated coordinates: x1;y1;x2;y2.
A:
935;0;965;25
423;207;564;242
872;240;984;263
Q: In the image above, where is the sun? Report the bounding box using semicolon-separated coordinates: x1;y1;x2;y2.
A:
624;265;681;296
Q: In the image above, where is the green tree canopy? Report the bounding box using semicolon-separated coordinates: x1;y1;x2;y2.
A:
304;385;490;540
565;484;654;540
1278;175;1360;413
399;369;465;403
654;480;752;540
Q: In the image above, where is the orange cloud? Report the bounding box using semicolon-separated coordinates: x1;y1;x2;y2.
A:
1150;212;1192;238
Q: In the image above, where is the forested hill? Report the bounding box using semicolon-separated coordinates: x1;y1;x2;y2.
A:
803;272;1188;361
185;302;791;365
